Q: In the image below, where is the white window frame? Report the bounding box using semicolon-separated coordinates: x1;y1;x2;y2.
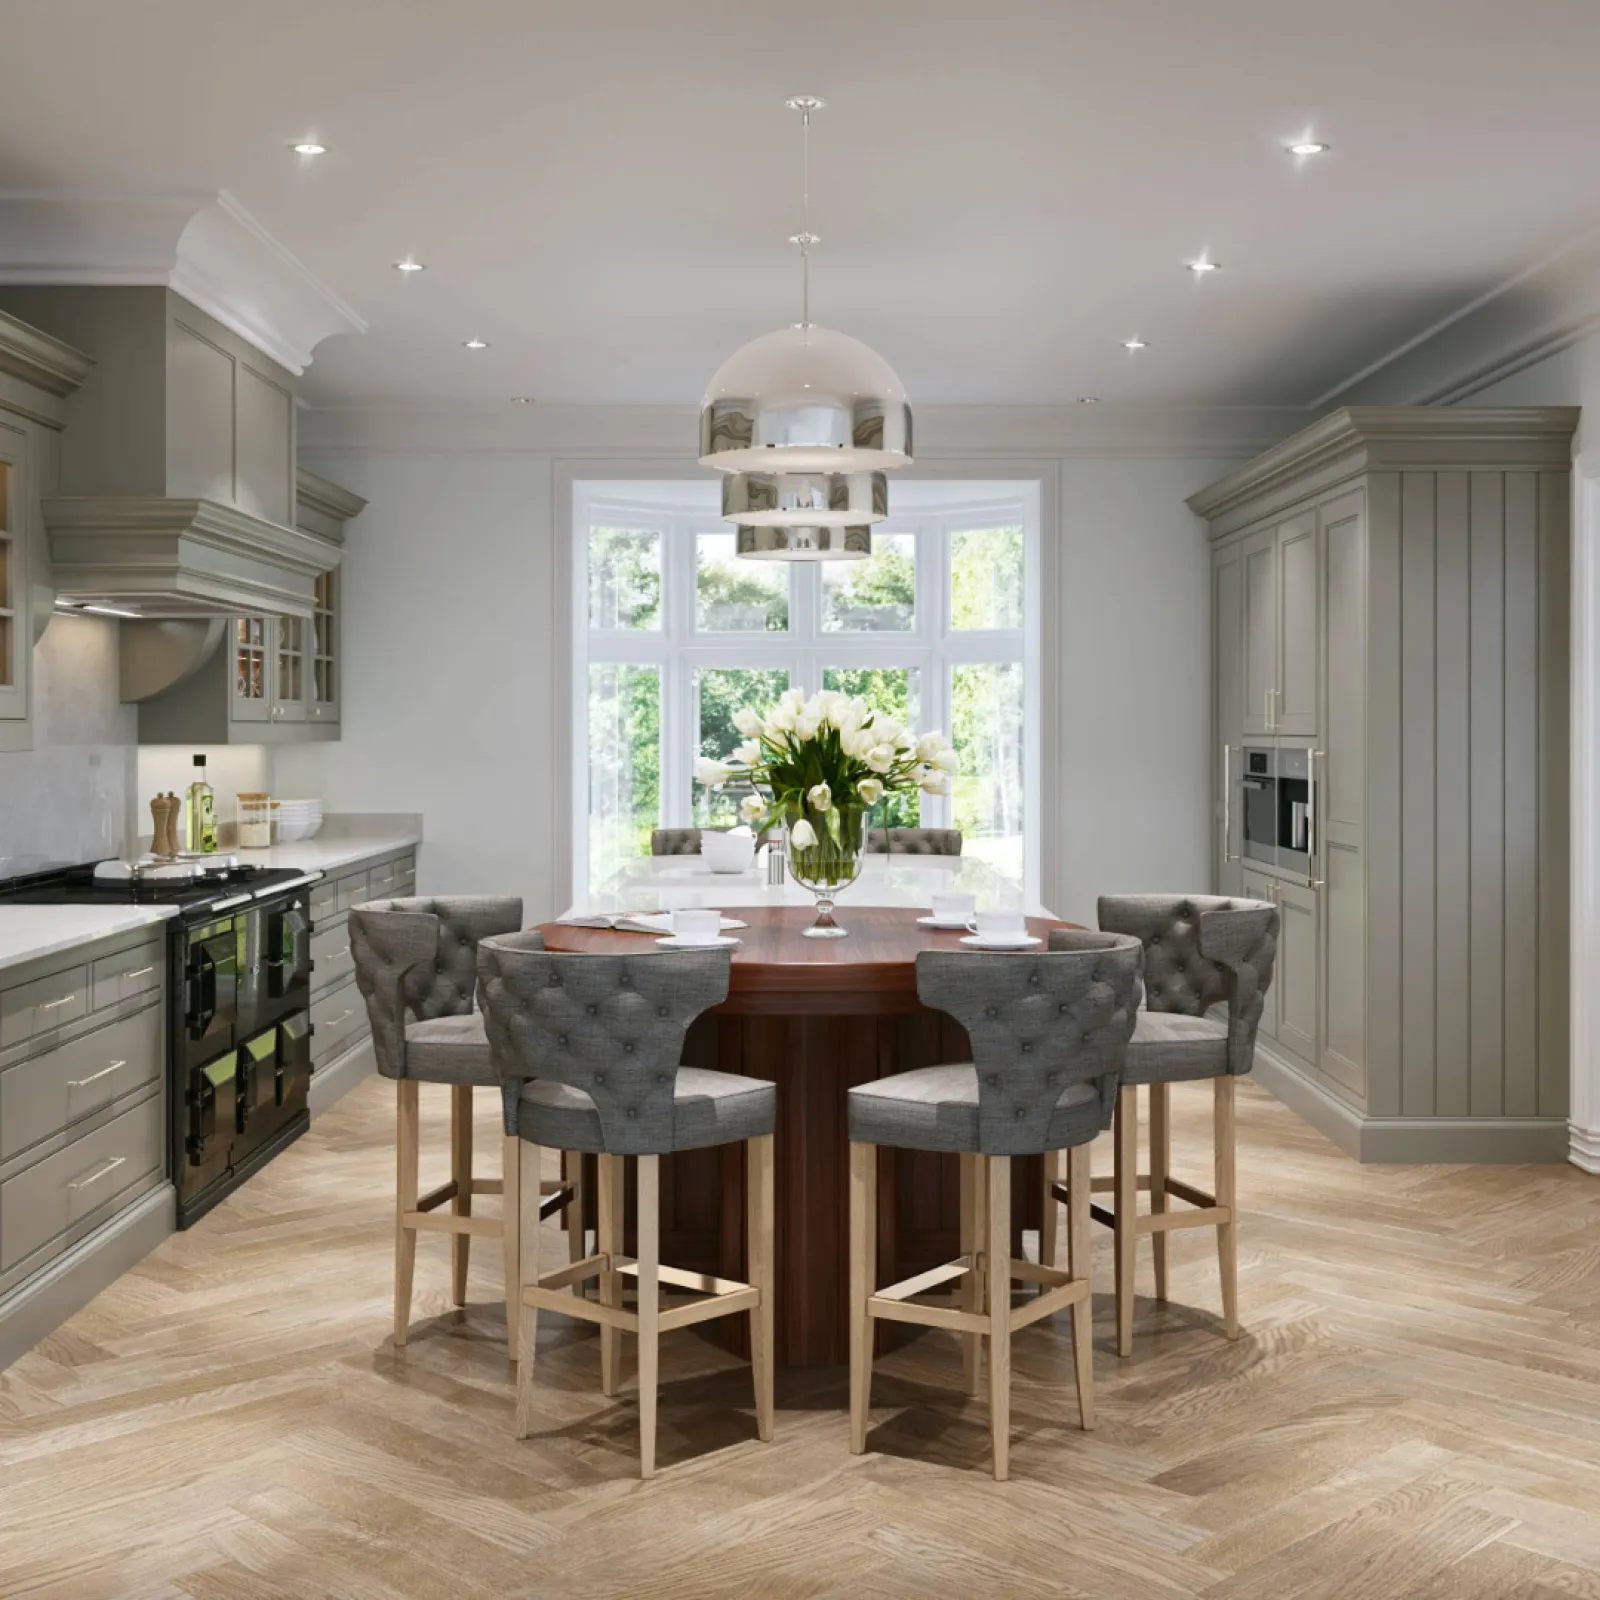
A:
572;482;1041;906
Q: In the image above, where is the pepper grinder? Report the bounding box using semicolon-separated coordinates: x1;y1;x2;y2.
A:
150;793;179;857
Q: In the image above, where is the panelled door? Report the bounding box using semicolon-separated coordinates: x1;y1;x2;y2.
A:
1241;867;1279;1040
1273;878;1320;1065
1274;511;1318;735
1240;527;1277;737
1214;542;1245;896
0;424;25;727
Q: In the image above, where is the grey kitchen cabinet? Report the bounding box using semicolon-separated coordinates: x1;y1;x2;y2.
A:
1194;406;1577;1163
1213;542;1246;898
1239;527;1277;737
0;310;92;753
130;468;364;744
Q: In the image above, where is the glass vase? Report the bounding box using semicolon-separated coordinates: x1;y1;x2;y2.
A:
787;802;872;938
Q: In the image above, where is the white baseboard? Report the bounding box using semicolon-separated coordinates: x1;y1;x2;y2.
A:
1571;1123;1600;1174
308;1036;376;1118
1251;1044;1571;1164
0;1184;174;1372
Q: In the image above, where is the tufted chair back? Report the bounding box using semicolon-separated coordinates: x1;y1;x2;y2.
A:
477;931;732;1156
651;826;771;856
348;896;522;1078
1095;895;1279;1075
866;828;963;855
915;931;1141;1154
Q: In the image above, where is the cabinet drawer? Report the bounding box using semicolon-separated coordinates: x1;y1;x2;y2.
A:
1;1094;162;1273
90;942;164;1013
311;924;355;994
366;864;397;901
336;870;371;913
1;1003;163;1161
392;872;415;899
1;964;89;1050
311;983;367;1062
310;878;338;921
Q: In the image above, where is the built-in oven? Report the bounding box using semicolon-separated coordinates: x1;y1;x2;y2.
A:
1277;746;1313;878
1240;746;1278;868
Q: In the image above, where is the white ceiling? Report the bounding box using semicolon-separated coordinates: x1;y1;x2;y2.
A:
6;0;1600;411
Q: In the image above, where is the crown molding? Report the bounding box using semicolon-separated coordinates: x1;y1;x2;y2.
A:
295;465;367;538
1187;404;1580;533
1312;221;1600;408
0;306;93;399
0;190;365;376
297;400;1300;462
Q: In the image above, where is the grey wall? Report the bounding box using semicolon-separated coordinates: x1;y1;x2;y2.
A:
0;614;135;872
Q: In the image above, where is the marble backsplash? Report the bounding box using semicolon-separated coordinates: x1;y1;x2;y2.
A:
0;613;137;876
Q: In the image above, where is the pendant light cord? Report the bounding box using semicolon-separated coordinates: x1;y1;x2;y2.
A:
786;94;824;329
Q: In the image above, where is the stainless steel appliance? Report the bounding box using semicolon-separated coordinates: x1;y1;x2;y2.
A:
1234;744;1320;883
0;858;321;1226
1240;745;1278;868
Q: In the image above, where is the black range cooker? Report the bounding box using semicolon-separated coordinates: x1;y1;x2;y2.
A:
0;858;322;1226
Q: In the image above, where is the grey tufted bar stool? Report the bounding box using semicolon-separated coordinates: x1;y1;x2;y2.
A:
846;933;1141;1480
1043;896;1278;1358
348;898;579;1352
478;932;777;1479
864;827;963;855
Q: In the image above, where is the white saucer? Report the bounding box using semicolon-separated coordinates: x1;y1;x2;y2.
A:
959;934;1041;951
916;916;972;930
655;935;743;950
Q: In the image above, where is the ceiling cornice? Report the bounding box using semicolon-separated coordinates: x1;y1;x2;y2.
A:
297;401;1302;462
0;189;366;375
0;306;93;399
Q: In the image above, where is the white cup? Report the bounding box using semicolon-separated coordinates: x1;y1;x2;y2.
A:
930;891;976;925
700;830;755;874
972;908;1028;943
672;907;722;944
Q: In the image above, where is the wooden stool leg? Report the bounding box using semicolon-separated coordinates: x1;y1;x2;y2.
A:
1114;1084;1138;1358
748;1134;775;1442
1068;1142;1094;1430
394;1080;420;1348
1149;1082;1170;1303
959;1152;983;1395
502;1133;521;1354
848;1140;877;1454
566;1151;586;1270
1215;1076;1239;1339
1040;1146;1061;1273
451;1085;473;1306
597;1152;625;1397
636;1153;661;1479
513;1140;543;1439
987;1155;1012;1482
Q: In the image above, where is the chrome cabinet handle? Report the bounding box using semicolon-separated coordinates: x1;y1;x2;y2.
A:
1222;744;1239;864
325;1009;354;1028
37;994;77;1012
68;1155;126;1193
123;966;155;981
1307;748;1325;890
67;1059;128;1090
1264;689;1273;730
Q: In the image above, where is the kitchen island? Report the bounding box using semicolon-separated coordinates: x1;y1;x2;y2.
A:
545;854;1064;1366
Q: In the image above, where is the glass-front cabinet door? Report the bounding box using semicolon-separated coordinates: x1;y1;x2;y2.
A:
0;447;22;727
309;569;338;723
272;615;307;723
232;616;271;723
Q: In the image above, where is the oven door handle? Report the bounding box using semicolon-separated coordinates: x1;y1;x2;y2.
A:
187;947;218;1038
1307;748;1325;890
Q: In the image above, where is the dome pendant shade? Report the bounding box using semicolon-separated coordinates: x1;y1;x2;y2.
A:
700;324;913;473
722;470;887;528
735;524;872;561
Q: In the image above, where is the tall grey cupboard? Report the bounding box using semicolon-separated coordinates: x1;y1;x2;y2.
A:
1192;407;1576;1163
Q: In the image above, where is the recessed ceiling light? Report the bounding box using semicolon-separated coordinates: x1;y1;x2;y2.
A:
393;258;426;273
1288;141;1330;157
512;396;535;404
290;140;327;157
1187;259;1221;275
1077;396;1100;405
463;338;489;350
1122;337;1148;351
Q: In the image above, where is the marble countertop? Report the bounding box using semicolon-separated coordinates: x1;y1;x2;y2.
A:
576;852;1048;919
0;904;179;976
229;829;421;877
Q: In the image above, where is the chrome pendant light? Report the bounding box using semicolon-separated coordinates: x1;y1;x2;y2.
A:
703;97;912;559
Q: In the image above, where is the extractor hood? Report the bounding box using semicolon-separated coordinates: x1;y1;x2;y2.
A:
44;496;338;620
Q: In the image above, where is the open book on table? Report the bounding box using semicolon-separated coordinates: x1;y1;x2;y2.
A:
556;911;748;934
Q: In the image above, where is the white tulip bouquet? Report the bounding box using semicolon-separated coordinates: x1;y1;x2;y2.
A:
694;688;958;936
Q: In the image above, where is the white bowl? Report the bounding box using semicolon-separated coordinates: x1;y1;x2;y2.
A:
699;831;755;874
276;817;313;843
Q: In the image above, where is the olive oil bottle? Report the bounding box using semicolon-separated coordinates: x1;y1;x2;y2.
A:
185;753;218;854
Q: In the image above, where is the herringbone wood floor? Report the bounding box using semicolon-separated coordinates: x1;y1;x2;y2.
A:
3;1073;1599;1599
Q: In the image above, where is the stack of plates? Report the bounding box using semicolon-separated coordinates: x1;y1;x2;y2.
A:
276;798;324;843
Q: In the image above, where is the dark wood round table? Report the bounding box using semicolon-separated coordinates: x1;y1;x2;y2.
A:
538;906;1069;1366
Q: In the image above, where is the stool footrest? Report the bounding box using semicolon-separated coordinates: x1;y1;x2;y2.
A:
874;1256;972;1303
526;1251;761;1335
404;1209;501;1238
416;1180;457;1213
1010;1277;1089;1333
